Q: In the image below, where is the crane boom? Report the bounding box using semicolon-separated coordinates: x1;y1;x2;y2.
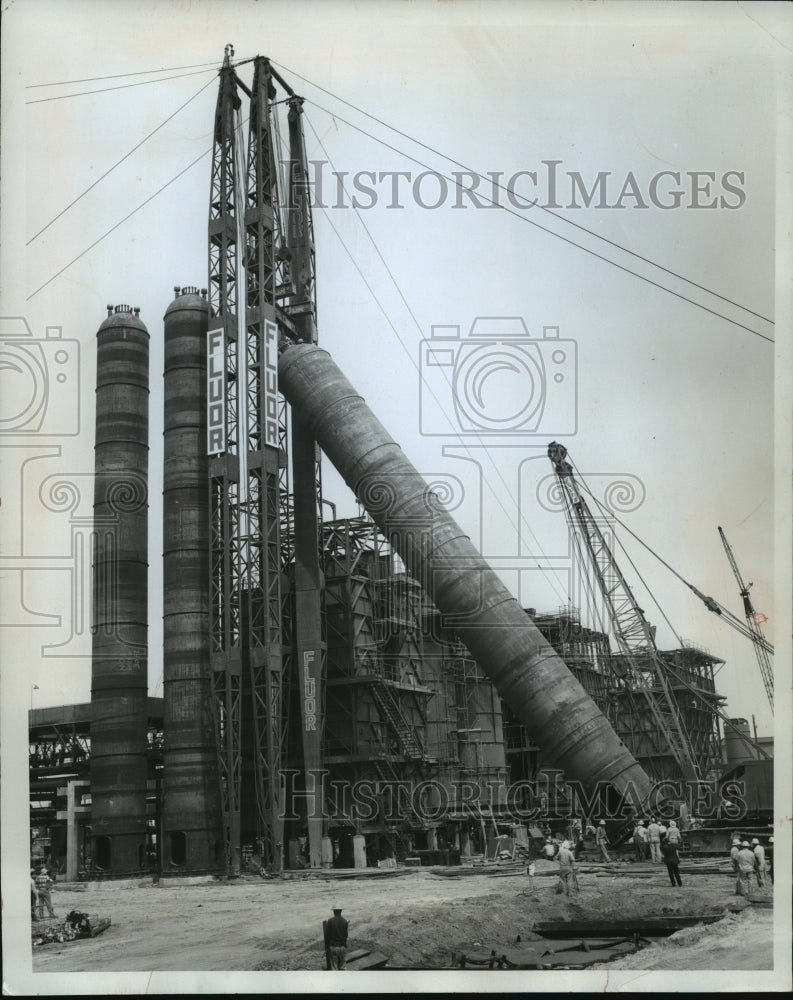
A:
718;526;774;712
547;442;702;782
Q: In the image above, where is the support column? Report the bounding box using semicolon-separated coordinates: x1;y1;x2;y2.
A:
352;834;367;869
56;779;90;882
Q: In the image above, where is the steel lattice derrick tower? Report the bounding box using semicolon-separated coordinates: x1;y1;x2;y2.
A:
207;48;244;875
718;526;774;712
547;442;702;784
284;93;327;868
238;55;289;871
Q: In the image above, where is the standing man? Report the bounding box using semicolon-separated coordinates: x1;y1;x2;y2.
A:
665;820;681;847
323;904;349;970
751;839;766;889
735;842;757;897
730;837;741;874
557;840;580;895
660;836;682;887
632;821;645;861
647;818;662;863
35;866;55;919
595;821;610;862
767;837;774;884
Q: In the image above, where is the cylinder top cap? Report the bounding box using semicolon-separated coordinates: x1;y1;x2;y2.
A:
164;286;208;317
98;305;148;334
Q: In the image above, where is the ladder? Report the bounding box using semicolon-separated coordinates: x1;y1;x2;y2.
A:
370;679;426;760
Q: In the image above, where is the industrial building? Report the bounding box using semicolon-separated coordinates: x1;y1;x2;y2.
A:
28;52;773;881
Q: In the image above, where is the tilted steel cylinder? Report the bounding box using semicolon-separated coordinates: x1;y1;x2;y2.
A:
279;343;654;803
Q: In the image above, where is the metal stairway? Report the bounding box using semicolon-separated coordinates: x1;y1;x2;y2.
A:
370;678;426;760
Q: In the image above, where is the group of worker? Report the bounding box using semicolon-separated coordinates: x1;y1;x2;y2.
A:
539;816;686;892
730;837;772;896
30;864;56;920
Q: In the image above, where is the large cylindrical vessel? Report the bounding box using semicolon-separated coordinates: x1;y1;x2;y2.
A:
91;304;150;873
724;717;759;766
279;343;654;804
162;287;222;871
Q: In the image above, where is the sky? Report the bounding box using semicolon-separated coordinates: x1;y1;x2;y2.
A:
1;0;787;728
1;0;791;992
2;0;788;731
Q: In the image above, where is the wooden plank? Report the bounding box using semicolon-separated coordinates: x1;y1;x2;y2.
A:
533;915;721;938
347;951;389;970
88;917;111;937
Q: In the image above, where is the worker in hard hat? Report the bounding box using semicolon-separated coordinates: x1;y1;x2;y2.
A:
665;820;681;848
34;865;55;919
647;818;662;863
595;820;610;862
632;820;648;861
323;904;349;970
556;840;580;895
767;837;774;884
542;836;558;861
735;841;757;897
660;834;682;887
729;837;741;873
751;839;766;889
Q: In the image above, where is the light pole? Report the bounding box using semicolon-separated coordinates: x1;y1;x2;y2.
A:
30;684;39;712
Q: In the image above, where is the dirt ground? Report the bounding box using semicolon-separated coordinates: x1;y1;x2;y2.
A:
30;862;774;974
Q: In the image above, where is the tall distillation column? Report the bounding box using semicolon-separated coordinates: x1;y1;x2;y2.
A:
162;287;223;871
91;304;150;873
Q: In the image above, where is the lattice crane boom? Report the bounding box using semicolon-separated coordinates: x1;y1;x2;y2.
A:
718;526;774;712
547;442;702;782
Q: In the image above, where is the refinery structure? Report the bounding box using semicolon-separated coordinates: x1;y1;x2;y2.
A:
28;53;773;880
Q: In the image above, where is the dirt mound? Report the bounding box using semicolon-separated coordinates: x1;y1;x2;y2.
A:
252;872;730;970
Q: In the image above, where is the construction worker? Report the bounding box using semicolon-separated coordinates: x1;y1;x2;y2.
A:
30;874;39;921
557;840;580;895
323;905;349;970
35;866;55;919
542;836;558;861
595;820;610;862
735;842;757;897
729;837;741;873
647;818;662;863
751;839;766;889
660;836;682;887
632;821;646;861
665;820;681;847
767;837;774;884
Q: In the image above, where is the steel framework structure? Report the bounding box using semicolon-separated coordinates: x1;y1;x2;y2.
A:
206;51;327;873
719;526;774;712
207;51;291;873
547;442;702;783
